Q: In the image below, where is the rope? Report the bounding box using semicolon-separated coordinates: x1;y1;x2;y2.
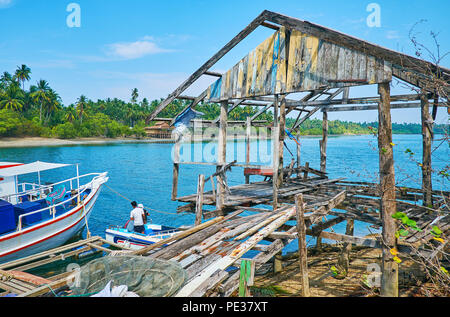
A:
104;184;183;216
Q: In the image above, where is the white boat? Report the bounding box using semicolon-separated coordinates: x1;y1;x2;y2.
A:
0;161;108;264
105;223;181;251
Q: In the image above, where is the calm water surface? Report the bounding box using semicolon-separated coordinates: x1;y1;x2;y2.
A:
1;134;448;253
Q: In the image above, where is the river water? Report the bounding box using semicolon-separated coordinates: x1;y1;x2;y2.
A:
1;134;448;253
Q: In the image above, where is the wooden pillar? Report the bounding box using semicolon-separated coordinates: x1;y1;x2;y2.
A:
274;251;283;273
272;95;280;210
273;95;286;211
295;193;310;297
296;139;301;169
245;116;251;184
420;92;432;207
195;174;205;226
320;111;328;173
171;140;180;201
342;219;354;272
216;101;228;213
377;82;398;297
278;96;286;188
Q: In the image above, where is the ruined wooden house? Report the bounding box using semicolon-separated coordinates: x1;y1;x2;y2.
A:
145;10;449;297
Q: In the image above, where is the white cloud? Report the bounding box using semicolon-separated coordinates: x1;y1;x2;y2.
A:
386;30;401;40
0;0;13;8
106;40;172;60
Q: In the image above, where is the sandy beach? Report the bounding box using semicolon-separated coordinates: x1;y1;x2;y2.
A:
0;137;174;148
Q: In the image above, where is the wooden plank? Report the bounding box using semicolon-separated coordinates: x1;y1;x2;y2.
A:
175;206;297;297
264;10;448;83
239;260;255;297
132;216;225;256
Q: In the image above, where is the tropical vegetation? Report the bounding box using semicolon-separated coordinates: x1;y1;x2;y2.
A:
0;65;447;139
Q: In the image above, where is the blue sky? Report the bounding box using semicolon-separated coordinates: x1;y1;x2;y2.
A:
1;0;449;123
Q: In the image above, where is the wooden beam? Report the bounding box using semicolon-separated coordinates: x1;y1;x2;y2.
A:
321;101;446;112
148;11;268;121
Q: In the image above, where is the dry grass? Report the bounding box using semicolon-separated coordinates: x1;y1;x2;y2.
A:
251;245;434;297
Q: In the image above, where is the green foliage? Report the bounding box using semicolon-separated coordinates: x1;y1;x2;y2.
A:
0;109;22;136
1;64;448;140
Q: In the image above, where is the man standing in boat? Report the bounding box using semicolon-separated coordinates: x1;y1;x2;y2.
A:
130;201;146;234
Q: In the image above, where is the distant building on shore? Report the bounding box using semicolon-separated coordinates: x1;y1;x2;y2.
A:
144;121;173;139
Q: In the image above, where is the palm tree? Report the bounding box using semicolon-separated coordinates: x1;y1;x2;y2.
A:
76;95;88;124
14;64;31;90
0;83;25;111
31;79;51;123
131;88;139;104
43;89;62;124
64;105;77;123
0;72;13;89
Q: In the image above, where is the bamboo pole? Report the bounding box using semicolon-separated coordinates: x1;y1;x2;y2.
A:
378;82;398;297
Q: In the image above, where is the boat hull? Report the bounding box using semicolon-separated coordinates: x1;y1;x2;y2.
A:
105;224;180;251
0;174;107;264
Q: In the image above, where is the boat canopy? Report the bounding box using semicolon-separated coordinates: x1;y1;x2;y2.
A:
0;161;72;177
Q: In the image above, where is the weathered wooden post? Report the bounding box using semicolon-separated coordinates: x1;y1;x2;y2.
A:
272;95;280;210
217;101;228;214
171;139;181;201
378;82;398;297
343;218;354;272
278;96;287;189
320;111;328;173
245;116;251;184
195;174;205;226
420;92;432;207
295;193;310;297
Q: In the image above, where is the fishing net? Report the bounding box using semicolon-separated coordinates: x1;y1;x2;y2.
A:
69;255;186;297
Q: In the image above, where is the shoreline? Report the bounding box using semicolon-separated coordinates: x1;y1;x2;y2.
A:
0;133;420;149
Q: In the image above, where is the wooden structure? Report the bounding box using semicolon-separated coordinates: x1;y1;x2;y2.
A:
146;10;449;297
144;121;173;139
4;11;446;298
